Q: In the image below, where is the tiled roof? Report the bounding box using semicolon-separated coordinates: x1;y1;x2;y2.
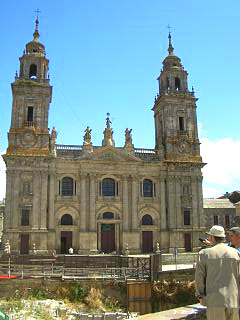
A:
203;198;235;209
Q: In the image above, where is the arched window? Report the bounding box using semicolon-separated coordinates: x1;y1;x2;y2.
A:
175;77;181;91
102;178;115;196
142;214;153;225
29;64;37;79
103;212;114;219
143;179;153;197
62;177;74;196
61;214;73;225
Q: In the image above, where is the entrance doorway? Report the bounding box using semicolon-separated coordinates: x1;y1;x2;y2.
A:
20;234;29;254
142;231;153;253
184;233;192;252
61;231;72;254
101;224;115;253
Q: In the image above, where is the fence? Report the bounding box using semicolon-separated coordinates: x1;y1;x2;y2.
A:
0;254;152;280
0;252;197;281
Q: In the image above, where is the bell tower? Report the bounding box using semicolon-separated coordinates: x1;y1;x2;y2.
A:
7;16;52;156
153;33;201;162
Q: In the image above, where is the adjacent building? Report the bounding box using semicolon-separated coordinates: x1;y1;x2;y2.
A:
2;18;205;254
203;198;236;230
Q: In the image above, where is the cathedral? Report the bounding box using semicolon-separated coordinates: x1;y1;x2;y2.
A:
3;18;205;255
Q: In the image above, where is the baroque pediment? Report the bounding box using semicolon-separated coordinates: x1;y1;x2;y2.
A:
77;145;141;162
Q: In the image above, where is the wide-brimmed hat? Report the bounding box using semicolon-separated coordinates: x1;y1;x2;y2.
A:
206;225;225;238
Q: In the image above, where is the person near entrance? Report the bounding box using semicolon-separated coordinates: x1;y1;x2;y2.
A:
228;227;240;252
195;225;240;320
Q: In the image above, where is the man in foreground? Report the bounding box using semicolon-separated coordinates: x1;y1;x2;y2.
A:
229;227;240;251
195;225;240;320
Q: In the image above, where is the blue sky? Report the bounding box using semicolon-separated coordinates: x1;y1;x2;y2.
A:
1;0;240;199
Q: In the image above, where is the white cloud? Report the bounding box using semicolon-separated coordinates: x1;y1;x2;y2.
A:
201;137;240;198
0;153;6;201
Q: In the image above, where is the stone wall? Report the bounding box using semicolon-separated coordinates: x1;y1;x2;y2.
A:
138;303;206;319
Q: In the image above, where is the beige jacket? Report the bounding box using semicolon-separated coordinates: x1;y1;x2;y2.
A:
195;243;240;307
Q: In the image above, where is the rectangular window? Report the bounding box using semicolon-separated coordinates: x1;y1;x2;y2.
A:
27;106;33;122
225;215;230;228
21;208;30;226
184;209;191;225
214;215;219;225
179;117;184;131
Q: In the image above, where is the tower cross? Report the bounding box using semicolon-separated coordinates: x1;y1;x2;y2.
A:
35;8;40;17
167;24;172;35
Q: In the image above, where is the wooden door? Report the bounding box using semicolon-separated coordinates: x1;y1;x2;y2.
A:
128;281;152;315
184;233;192;252
20;234;29;254
101;224;115;253
61;231;72;254
142;231;153;253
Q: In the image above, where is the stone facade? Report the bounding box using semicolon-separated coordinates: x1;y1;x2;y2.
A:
2;20;205;254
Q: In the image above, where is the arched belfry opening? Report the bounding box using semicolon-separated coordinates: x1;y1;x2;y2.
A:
175;77;181;91
29;64;37;79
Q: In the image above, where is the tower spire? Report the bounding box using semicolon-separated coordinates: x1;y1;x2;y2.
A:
33;9;40;42
168;31;174;56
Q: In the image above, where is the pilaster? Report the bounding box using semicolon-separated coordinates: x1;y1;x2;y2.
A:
80;173;87;231
89;174;96;231
122;175;129;231
167;175;176;229
197;176;204;228
48;172;55;229
160;177;166;230
5;170;13;229
12;171;20;228
32;171;40;229
191;176;198;228
131;175;138;230
175;177;182;228
40;171;48;229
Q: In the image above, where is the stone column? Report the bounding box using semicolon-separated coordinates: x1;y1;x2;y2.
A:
48;173;55;229
131;176;138;230
122;176;128;231
40;171;48;229
12;171;20;229
80;173;87;231
89;174;96;231
32;171;40;229
160;177;166;230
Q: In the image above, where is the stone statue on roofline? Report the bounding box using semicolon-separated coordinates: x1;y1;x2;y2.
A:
102;113;115;147
124;128;134;152
82;126;93;153
83;126;92;145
